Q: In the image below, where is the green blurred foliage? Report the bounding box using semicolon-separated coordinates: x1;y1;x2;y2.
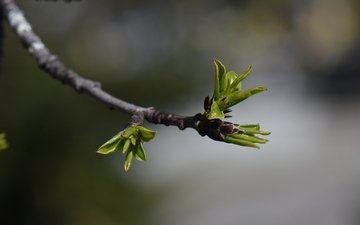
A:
0;133;8;150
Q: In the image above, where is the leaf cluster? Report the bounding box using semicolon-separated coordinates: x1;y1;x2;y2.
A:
203;59;270;148
204;60;267;119
97;125;156;171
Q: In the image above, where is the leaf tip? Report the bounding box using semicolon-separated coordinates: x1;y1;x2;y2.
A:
124;158;131;171
96;149;106;154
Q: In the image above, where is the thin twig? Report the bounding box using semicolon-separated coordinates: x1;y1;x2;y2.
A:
0;0;205;132
0;0;143;115
0;0;243;142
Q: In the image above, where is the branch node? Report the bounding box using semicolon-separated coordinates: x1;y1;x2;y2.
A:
129;109;145;126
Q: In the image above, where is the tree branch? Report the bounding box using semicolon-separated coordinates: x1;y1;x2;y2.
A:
0;0;204;133
0;0;144;114
1;0;271;152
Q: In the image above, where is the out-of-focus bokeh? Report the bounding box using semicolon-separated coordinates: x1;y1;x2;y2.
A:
1;0;360;224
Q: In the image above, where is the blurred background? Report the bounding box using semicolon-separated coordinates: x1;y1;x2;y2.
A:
1;0;360;224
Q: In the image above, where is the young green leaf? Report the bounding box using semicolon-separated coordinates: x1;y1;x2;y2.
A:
223;71;238;96
138;126;156;142
122;138;131;153
124;148;134;171
229;66;252;92
97;133;122;154
239;123;260;129
134;143;147;161
130;136;137;145
205;100;225;120
225;136;260;149
229;133;268;144
213;59;226;99
222;86;267;109
124;126;136;138
239;126;271;136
